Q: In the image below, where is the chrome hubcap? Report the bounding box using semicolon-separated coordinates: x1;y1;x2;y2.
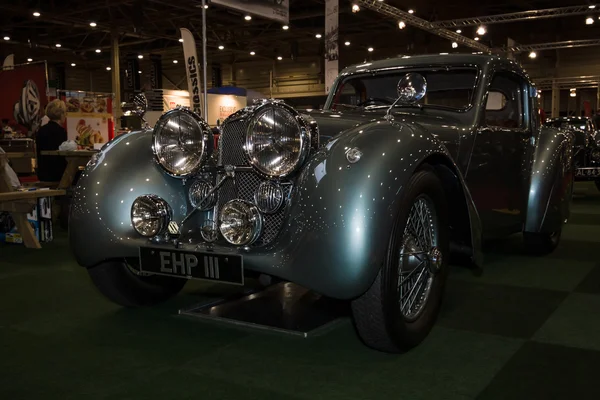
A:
398;195;439;321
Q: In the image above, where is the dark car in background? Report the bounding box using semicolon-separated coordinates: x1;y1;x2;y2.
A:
545;116;600;189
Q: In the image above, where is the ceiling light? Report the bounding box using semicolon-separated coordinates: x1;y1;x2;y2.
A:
408;9;414;14
3;36;9;41
586;17;594;24
282;25;289;30
345;41;351;46
90;22;97;27
55;43;61;47
368;47;374;52
590;5;596;9
529;51;537;59
27;58;33;62
203;4;208;8
71;63;76;67
138;54;143;59
179;38;184;42
474;37;480;41
95;49;101;53
570;92;577;97
138;70;142;74
315;33;322;38
352;4;360;12
244;15;252;20
277;56;283;60
106;67;111;71
452;42;458;48
398;21;406;29
477;26;486;35
250;51;255;55
456;29;462;34
173;60;178;64
33;12;41;17
218;45;224;50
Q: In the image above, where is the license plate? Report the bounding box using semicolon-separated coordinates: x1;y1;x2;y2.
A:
139;247;244;285
577;167;600;177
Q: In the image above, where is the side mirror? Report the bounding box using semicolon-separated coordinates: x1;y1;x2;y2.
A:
121;93;148;122
396;73;427;104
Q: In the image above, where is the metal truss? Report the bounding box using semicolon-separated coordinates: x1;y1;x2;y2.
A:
503;39;600;52
354;0;491;52
432;5;600;28
534;76;600;90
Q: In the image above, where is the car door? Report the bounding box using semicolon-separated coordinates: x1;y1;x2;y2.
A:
466;70;531;234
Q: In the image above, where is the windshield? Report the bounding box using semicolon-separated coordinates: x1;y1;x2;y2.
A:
329;67;478;111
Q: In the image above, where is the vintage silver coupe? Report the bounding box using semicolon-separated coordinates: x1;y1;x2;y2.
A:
70;54;573;353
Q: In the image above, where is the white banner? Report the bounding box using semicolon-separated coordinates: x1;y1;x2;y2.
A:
2;54;14;70
212;0;289;24
180;28;203;115
325;0;339;94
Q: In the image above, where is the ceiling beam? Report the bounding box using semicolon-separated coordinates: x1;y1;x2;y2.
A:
503;39;600;52
354;0;491;52
432;5;600;28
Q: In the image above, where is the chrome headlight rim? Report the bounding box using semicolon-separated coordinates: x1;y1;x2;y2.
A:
254;181;285;214
188;179;217;211
218;199;263;246
244;100;312;179
130;194;172;237
152;107;212;179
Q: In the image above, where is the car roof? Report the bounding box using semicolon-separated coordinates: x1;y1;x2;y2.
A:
340;53;523;75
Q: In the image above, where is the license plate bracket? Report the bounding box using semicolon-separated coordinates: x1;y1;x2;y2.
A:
139;247;244;285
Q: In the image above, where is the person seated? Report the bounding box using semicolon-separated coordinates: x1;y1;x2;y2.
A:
0;146;21;189
35;100;68;183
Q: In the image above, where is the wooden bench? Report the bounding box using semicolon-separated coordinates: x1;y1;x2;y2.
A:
0;153;65;249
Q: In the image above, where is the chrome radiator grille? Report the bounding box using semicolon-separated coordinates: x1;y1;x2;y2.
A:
216;119;290;246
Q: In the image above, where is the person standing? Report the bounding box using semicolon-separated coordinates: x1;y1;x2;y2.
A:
35;100;68;182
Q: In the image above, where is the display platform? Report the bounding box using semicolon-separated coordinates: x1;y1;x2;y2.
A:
179;282;350;337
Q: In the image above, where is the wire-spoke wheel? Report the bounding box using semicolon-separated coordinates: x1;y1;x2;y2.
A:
398;194;440;321
352;168;449;353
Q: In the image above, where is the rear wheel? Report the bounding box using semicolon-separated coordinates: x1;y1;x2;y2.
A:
351;169;449;353
87;260;186;307
523;230;561;256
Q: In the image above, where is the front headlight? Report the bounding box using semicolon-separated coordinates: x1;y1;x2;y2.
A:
153;108;211;177
246;101;311;177
131;195;171;237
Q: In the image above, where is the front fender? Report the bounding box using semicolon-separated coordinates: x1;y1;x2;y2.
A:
68;129;192;267
525;127;574;233
269;119;482;298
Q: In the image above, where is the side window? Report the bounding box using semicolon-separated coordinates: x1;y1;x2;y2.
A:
484;72;524;129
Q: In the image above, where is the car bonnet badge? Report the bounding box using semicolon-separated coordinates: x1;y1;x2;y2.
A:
168;221;180;236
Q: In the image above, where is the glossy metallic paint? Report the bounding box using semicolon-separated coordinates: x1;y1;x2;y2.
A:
70;54;571;300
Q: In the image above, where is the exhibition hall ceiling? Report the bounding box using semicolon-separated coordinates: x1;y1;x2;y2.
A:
1;0;599;67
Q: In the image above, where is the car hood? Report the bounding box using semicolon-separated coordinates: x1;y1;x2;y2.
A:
304;109;468;144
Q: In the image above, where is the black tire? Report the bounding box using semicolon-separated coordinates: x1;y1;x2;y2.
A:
523;230;561;256
351;168;449;353
87;260;187;307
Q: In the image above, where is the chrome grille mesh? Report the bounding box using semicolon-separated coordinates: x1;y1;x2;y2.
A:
216;118;290;246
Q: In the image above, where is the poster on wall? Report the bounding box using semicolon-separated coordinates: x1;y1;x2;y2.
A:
60;91;113;148
212;0;289;24
0;63;48;137
206;94;247;125
325;0;339;94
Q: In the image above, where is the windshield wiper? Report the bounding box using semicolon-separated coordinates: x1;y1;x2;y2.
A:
335;103;361;109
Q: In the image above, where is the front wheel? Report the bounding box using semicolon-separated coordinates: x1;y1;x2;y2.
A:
87;260;187;307
351;168;449;353
523;230;561;256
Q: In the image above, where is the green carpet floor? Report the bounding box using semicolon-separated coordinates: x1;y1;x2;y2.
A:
2;182;600;399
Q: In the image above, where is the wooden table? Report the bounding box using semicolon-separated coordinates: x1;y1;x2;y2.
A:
0;153;66;248
40;150;98;189
5;152;36;159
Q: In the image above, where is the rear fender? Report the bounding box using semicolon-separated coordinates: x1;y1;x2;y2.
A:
525;127;574;233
